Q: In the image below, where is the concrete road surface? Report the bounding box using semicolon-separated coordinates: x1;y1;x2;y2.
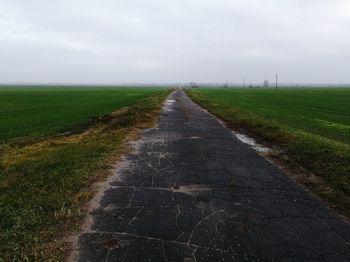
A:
75;89;350;261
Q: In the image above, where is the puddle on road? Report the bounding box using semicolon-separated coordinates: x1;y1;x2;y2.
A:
163;99;176;112
232;132;271;154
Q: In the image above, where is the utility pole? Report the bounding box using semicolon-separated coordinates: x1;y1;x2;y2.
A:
275;74;278;89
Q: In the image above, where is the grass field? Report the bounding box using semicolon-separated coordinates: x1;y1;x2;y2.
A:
189;88;350;144
0;86;163;142
186;88;350;215
0;86;170;260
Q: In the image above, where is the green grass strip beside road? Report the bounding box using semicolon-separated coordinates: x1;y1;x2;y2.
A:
186;89;350;218
0;90;171;261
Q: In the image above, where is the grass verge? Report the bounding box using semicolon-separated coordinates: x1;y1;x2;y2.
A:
0;90;170;261
186;89;350;220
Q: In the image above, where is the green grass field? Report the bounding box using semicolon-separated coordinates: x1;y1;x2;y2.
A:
0;86;170;260
190;88;350;144
186;88;350;215
0;86;163;142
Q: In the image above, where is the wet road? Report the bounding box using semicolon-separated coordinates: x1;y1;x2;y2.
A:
76;89;350;261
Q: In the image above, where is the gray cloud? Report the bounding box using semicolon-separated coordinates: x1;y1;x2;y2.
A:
0;0;349;83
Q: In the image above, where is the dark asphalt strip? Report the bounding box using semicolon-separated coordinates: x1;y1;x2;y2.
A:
74;89;350;262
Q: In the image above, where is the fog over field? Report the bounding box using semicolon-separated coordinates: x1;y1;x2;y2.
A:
0;0;349;83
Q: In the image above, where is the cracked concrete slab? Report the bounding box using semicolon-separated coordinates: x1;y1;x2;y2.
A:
73;89;350;262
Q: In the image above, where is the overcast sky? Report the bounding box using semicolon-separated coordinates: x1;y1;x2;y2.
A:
0;0;350;84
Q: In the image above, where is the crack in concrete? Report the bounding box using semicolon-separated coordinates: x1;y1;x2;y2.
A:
187;210;225;245
161;240;169;262
86;231;235;254
126;207;144;227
